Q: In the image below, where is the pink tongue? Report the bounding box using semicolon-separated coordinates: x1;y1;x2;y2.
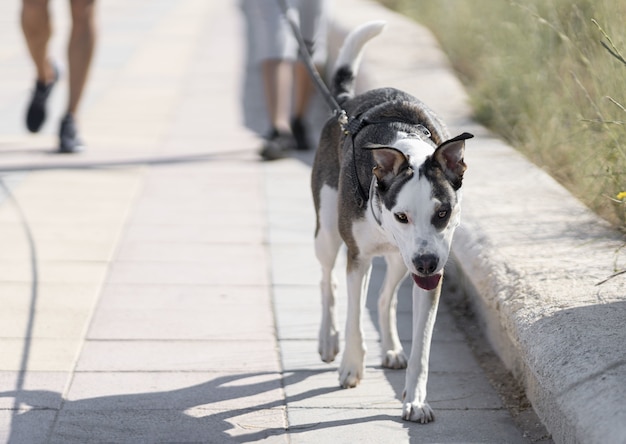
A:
412;273;442;291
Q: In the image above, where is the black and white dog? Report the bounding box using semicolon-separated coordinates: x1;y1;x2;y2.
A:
311;22;473;423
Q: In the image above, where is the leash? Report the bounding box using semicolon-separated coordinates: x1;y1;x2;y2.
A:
275;0;347;128
276;0;372;204
275;2;434;209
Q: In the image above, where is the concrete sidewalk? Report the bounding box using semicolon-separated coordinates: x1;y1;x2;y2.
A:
1;1;545;442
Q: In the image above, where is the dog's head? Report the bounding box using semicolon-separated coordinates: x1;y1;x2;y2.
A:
369;132;473;291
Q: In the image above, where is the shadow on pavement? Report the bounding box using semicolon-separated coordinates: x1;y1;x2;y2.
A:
0;148;259;173
1;370;405;443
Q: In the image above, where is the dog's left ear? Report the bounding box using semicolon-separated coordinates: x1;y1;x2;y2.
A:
433;132;473;189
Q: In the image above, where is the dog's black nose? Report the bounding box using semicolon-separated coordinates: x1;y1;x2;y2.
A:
414;254;438;275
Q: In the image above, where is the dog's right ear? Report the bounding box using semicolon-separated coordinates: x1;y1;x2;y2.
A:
368;146;411;187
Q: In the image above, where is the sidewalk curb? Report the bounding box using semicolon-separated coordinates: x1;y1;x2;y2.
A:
330;2;626;443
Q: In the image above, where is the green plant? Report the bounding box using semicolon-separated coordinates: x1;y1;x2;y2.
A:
379;0;626;231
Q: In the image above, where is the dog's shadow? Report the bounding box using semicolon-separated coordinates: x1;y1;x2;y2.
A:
0;370;405;442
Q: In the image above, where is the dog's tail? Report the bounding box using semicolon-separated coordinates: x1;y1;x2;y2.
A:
332;21;386;104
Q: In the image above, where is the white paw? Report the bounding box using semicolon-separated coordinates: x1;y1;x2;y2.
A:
339;361;363;388
318;329;339;363
401;401;435;423
338;350;365;388
382;349;407;369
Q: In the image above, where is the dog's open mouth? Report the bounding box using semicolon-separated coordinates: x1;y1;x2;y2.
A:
411;273;442;291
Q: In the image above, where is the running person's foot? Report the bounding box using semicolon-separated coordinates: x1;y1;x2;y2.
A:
58;113;85;154
26;62;59;133
259;128;296;160
291;117;310;151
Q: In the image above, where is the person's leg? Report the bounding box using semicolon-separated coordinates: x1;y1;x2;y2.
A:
67;0;96;117
59;0;96;153
21;0;54;84
22;0;59;133
259;58;298;160
290;0;327;150
245;0;298;159
290;61;314;151
262;59;294;134
292;61;314;120
293;0;325;120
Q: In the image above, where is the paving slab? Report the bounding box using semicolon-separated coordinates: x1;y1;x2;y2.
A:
0;371;67;409
0;338;82;373
75;339;280;374
50;408;287;444
0;410;57;444
88;284;275;341
286;408;527;444
65;372;285;412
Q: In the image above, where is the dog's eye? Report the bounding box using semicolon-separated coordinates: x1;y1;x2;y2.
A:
394;212;409;224
432;204;452;230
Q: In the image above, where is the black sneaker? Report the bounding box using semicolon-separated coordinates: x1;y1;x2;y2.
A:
259;128;296;161
58;114;85;154
291;117;310;151
26;64;59;133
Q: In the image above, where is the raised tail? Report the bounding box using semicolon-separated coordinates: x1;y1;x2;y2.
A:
332;21;386;104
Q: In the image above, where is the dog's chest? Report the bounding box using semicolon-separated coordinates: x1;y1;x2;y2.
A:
350;212;399;257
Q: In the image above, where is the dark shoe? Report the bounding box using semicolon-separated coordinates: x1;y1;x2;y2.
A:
259;128;296;161
58;114;85;154
26;64;59;133
291;117;310;151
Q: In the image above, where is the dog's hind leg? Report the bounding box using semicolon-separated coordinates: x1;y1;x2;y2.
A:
401;283;441;423
339;253;372;388
315;185;342;363
379;254;408;369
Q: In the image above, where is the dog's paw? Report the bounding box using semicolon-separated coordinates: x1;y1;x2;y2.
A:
338;352;365;388
401;401;435;423
382;349;407;369
318;330;339;363
338;362;363;388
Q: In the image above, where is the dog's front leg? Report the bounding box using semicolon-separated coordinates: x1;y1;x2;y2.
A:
401;282;441;423
315;214;342;364
339;256;372;388
379;254;408;369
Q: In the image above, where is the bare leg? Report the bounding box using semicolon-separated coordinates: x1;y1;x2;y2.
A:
292;61;314;120
261;59;293;134
258;59;298;160
290;60;316;150
67;0;97;117
22;0;58;133
21;0;54;83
